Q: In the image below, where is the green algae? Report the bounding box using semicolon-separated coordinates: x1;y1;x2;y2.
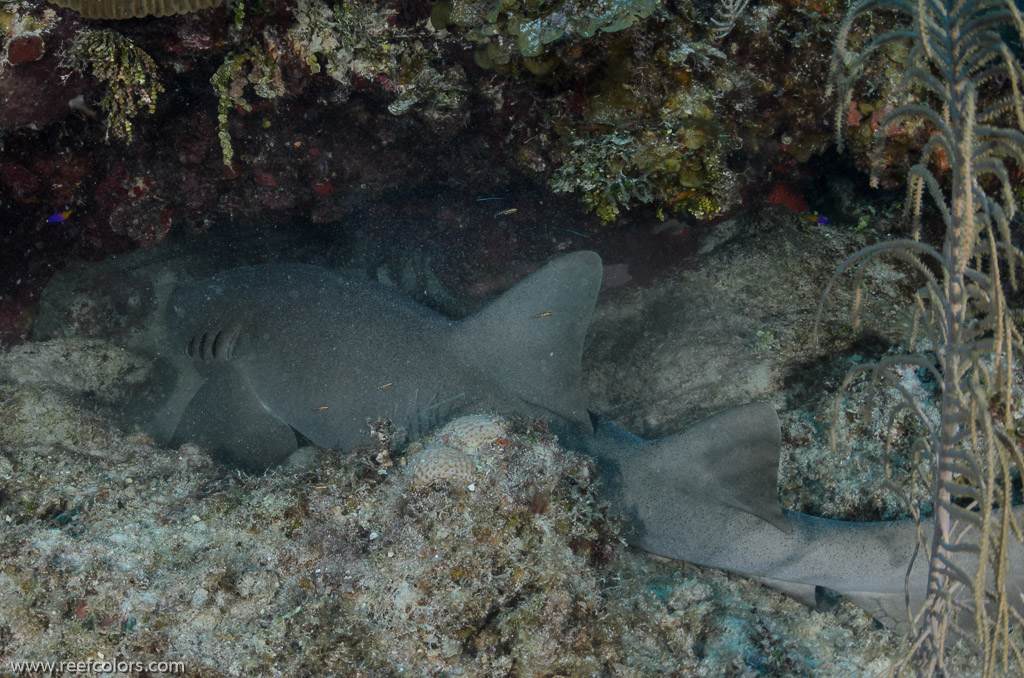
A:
61;30;165;144
549;122;731;225
286;0;467;120
210;45;285;166
434;8;745;222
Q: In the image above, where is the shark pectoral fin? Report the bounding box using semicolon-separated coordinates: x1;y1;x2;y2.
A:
453;251;602;431
171;369;297;471
654;402;792;533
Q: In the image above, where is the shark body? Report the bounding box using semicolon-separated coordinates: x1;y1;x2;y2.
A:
165;253;599;469
579;407;1024;632
164;250;1024;633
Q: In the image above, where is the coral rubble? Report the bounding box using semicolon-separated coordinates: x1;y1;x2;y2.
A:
0;341;914;676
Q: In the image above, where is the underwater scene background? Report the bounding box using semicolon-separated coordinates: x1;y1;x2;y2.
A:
1;0;1023;675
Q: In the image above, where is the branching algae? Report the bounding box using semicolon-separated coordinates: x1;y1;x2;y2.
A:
62;30;165;144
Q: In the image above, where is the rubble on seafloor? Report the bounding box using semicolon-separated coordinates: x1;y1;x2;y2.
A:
0;364;898;677
0;346;984;675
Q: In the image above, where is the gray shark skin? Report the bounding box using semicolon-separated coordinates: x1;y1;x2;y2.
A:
579;406;1024;634
166;251;601;469
165;250;1024;634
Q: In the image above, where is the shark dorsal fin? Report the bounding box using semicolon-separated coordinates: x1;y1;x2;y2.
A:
452;251;602;432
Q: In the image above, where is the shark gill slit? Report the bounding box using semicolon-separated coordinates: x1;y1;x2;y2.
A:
211;329;228;360
228;326;242;359
201;331;217;361
212;325;240;361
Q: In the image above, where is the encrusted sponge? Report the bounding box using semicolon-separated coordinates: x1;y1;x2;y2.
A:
405;446;476;487
437;414;507;451
404;414;508;487
47;0;223;19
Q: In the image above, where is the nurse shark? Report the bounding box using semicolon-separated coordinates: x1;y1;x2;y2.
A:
164;250;1024;633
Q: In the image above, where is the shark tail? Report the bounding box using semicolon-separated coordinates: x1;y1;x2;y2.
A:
590;402;792;536
758;505;1024;634
452;250;602;432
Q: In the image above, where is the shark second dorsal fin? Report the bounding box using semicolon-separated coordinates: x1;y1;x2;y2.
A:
452;251;602;432
651;402;790;533
592;402;791;534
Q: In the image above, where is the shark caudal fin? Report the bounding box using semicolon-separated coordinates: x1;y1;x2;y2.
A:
452;251;602;431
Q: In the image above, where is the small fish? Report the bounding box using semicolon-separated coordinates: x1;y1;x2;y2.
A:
668;190;695;204
531;311;552;319
475;196;506;202
46;210;72;223
312;405;329;411
495;208;517;216
377;382;393;390
564;229;590;238
802;213;830;225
